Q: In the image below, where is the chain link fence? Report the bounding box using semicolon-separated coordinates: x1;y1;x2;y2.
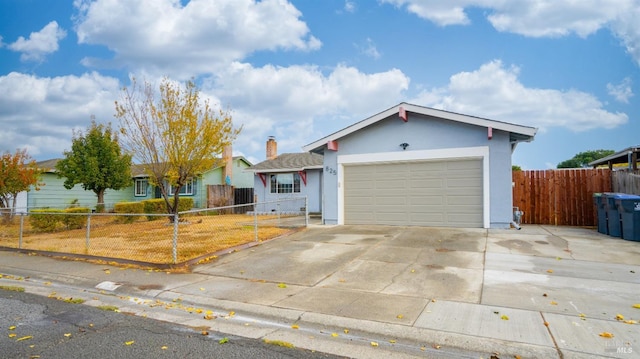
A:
0;197;308;265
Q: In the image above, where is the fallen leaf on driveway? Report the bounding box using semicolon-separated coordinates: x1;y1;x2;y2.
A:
546;269;553;273
615;314;624;321
599;332;614;338
291;324;299;329
331;333;339;337
501;315;509;320
370;341;378;347
16;336;33;341
550;301;558;305
124;341;135;345
633;304;640;309
277;283;287;288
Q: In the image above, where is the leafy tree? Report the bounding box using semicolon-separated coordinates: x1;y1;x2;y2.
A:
115;77;240;219
512;165;522;171
557;149;615;168
55;121;132;212
0;149;41;223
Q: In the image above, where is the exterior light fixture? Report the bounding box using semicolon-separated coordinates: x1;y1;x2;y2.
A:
399;143;409;150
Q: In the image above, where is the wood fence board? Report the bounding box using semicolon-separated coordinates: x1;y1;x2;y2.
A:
512;169;612;226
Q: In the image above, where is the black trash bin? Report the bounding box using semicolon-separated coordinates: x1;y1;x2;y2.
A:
604;193;623;237
593;193;607;234
616;194;640;241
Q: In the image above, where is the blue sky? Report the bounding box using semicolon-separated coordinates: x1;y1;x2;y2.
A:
1;0;638;169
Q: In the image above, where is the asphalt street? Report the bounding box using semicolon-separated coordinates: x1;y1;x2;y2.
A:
0;289;344;359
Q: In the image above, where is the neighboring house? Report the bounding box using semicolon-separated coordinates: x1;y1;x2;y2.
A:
247;137;323;214
302;102;537;229
26;159;132;210
588;145;640;170
26;151;253;210
130;155;254;208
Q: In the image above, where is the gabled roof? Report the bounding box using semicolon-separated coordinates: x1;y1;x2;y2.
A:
35;158;61;172
247;153;323;173
38;156;252;178
132;156;252;177
302;102;537;153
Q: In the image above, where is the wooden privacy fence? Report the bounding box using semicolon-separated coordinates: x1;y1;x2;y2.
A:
612;170;640;194
512;169;611;226
207;185;254;214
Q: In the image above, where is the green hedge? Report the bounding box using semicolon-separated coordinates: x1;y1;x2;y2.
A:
63;207;90;229
142;198;194;221
30;209;64;232
114;202;144;223
30;208;91;232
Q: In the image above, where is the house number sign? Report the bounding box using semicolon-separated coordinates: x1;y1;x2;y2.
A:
325;166;337;175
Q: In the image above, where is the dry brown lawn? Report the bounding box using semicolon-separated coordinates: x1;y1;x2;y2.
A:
0;213;301;265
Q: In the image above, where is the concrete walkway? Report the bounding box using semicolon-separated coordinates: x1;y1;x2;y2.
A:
1;225;639;358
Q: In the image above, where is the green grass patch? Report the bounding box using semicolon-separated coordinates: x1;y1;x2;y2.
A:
96;305;120;312
0;285;25;292
60;297;85;304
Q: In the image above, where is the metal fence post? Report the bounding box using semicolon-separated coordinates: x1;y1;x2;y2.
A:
172;213;179;264
19;213;24;249
85;213;91;252
305;196;309;227
253;204;258;242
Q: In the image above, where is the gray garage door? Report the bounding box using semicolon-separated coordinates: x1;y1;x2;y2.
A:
344;159;483;227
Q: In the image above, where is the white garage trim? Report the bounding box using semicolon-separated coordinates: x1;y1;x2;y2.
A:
337;146;490;228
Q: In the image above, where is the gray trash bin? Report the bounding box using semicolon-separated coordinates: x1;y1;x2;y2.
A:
593;193;607;234
604;193;624;237
616;194;640;241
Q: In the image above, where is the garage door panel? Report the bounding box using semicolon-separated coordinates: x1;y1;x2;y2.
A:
344;159;483;227
410;178;444;188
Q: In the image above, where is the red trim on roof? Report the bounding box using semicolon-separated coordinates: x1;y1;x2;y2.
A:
258;173;267;187
399;106;407;122
298;171;307;185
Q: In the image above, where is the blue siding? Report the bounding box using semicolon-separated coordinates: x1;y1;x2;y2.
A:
320;113;515;228
252;169;322;213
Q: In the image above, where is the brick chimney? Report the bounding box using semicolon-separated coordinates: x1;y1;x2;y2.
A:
266;136;277;160
222;145;232;185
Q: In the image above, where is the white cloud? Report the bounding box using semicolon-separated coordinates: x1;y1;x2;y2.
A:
8;21;67;62
358;38;381;59
204;62;409;158
381;0;640;65
0;72;121;158
411;60;628;132
73;0;321;78
344;1;356;13
607;77;634;103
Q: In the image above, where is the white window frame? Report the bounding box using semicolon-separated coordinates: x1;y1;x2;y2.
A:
169;178;195;196
134;178;147;197
270;173;301;194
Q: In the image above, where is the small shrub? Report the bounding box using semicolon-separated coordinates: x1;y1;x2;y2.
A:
142;197;194;221
142;199;166;221
63;207;90;229
30;209;64;232
114;202;144;223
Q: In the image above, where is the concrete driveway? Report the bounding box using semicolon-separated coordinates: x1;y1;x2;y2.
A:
3;223;637;357
188;224;640;358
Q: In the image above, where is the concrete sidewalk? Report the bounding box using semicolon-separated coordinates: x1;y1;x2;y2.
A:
1;225;639;358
